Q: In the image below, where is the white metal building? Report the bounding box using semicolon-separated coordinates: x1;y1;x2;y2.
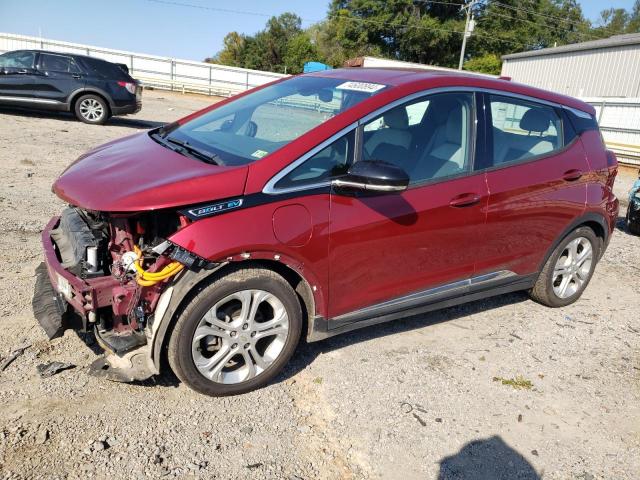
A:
502;34;640;166
501;33;640;98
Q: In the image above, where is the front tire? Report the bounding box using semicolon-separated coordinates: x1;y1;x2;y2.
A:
529;226;599;307
168;267;302;396
74;94;109;125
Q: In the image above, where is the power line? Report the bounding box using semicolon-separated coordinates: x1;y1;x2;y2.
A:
141;0;534;49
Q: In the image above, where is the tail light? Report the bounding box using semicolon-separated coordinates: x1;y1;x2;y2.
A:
605;149;618;190
117;81;136;94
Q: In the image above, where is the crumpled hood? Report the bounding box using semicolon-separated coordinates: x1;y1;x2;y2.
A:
53;132;248;212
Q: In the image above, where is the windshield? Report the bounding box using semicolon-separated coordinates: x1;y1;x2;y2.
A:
161;76;386;166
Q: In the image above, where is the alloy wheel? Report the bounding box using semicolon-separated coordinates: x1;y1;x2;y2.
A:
79;98;104;122
191;289;289;384
552;236;594;299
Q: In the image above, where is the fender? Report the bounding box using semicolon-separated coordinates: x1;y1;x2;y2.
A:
537;211;610;273
148;255;319;372
67;86;115;109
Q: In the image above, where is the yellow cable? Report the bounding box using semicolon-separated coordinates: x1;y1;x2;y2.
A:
131;246;184;286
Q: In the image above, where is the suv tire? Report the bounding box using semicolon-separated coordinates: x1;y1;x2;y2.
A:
529;226;599;307
74;94;109;125
168;267;302;396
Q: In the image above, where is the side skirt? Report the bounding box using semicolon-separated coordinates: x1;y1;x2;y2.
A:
307;273;537;342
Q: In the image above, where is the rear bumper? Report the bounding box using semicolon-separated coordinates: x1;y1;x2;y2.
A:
39;216;119;319
111;101;141;116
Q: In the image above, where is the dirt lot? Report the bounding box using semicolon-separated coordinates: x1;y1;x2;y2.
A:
0;90;638;480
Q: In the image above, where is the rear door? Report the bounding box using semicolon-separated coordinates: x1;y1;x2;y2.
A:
34;53;86;104
0;51;38;100
475;92;589;277
327;91;489;320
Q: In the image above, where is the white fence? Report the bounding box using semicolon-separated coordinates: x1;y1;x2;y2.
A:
583;97;640;166
0;32;286;97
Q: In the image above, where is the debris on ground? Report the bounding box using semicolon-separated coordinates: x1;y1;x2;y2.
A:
492;375;534;390
0;343;31;372
36;361;75;378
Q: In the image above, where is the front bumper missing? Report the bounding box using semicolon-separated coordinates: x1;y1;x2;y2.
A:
33;216;158;382
39;216;120;321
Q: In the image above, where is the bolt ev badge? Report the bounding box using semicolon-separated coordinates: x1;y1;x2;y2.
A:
184;199;243;219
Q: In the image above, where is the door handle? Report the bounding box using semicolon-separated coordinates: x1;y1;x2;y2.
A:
562;169;583;181
17;69;28;74
72;74;82;79
449;192;481;208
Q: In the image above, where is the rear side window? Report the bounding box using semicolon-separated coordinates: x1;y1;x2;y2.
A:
489;95;563;166
40;54;81;74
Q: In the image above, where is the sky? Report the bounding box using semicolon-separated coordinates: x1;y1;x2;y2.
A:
0;0;637;62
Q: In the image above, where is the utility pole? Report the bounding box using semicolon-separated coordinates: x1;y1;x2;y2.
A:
458;0;477;70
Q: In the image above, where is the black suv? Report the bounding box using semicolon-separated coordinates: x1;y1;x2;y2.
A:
0;49;141;124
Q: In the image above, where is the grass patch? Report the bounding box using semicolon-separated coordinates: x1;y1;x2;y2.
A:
493;375;533;390
312;377;323;385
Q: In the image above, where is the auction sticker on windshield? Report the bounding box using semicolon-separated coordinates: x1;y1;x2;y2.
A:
336;81;386;93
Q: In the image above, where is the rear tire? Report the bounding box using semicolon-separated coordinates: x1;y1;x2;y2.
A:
168;267;302;396
529;227;599;307
74;94;109;125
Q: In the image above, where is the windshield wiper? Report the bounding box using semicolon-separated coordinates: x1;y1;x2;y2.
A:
165;136;220;165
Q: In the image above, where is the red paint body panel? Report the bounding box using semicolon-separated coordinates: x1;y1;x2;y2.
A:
53;132;248;211
168;194;331;318
476;141;590;276
328;174;488;317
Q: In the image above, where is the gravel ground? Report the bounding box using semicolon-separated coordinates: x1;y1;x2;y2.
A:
0;90;638;480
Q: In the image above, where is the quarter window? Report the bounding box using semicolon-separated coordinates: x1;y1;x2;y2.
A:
489;95;563;166
362;92;473;184
274;130;355;190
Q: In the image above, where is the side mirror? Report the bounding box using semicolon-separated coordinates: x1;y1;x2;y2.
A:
332;160;409;194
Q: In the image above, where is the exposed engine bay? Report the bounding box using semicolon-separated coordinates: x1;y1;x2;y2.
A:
34;206;217;380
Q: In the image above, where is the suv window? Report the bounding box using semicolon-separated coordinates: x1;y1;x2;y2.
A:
489;95;563;166
82;58;128;80
40;53;81;73
362;92;473;184
274;130;355;190
0;51;36;68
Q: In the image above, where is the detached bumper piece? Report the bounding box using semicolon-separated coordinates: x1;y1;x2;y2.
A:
32;263;69;339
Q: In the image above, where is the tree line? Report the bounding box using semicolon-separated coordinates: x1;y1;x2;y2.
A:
205;0;640;75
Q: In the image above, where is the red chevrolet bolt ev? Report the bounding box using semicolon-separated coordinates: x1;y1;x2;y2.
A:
33;68;619;396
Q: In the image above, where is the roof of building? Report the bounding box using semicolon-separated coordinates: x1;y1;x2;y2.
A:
502;33;640;61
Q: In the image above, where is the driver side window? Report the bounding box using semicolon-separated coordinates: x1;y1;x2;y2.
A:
0;51;36;69
362;92;473;185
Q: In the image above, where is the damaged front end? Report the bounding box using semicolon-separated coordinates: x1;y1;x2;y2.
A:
33;206;216;381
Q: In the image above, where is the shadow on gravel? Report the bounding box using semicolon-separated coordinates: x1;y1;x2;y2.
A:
438;435;540;480
0;106;165;129
279;291;529;384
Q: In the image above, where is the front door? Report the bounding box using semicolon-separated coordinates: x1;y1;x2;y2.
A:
0;51;38;100
327;91;489;320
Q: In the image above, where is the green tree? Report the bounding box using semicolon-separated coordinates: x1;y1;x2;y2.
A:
284;33;318;74
463;53;501;75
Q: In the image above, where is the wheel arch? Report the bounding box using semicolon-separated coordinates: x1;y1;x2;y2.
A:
537;212;609;273
150;259;317;373
68;88;113;114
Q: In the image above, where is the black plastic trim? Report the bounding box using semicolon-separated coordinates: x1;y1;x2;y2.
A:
307;273;537;342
